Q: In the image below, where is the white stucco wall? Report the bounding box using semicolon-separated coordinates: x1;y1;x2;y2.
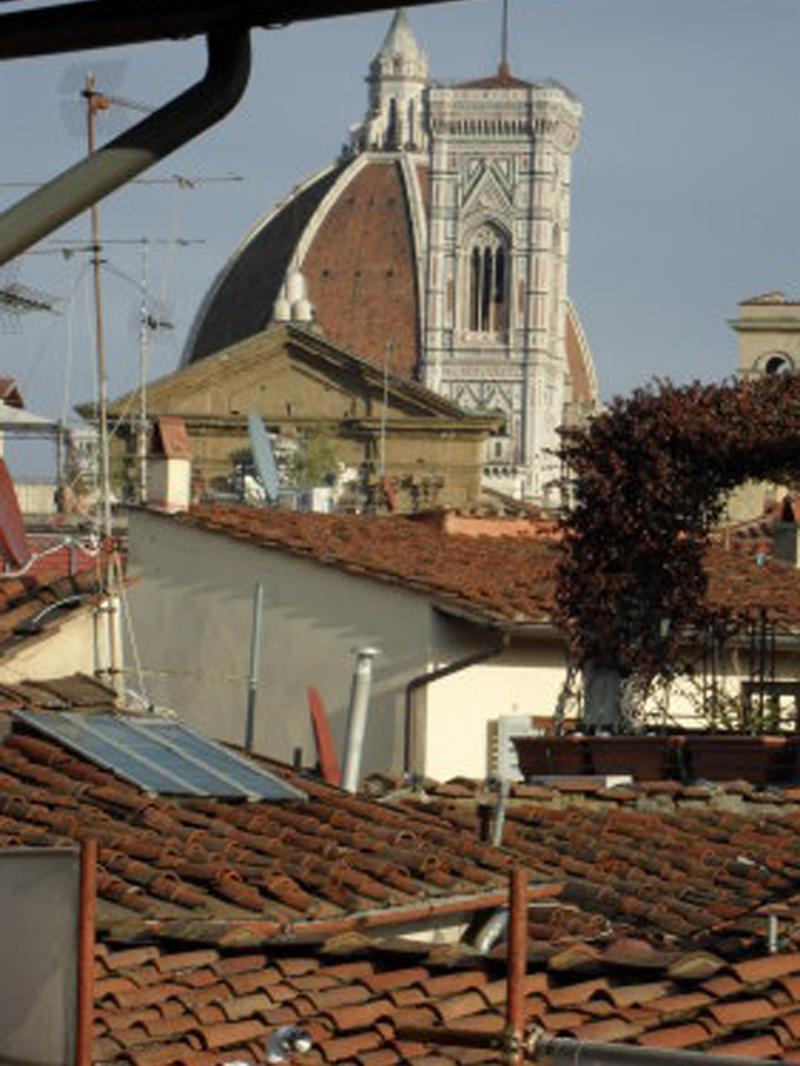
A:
127;511;496;778
421;637;567;781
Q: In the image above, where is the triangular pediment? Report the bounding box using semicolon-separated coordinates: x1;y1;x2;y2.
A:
461;168;513;219
101;324;474;424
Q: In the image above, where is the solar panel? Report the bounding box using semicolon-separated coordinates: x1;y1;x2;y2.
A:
13;711;306;802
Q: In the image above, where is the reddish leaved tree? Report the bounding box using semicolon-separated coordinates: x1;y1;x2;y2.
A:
556;375;800;696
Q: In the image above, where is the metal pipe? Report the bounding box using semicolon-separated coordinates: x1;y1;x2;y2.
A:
342;646;379;793
395;1027;778;1066
76;837;97;1066
0;0;458;60
404;633;508;775
530;1032;777;1066
506;866;527;1066
244;581;264;751
768;912;779;954
397;1025;505;1051
492;776;510;847
0;29;251;265
472;907;508;954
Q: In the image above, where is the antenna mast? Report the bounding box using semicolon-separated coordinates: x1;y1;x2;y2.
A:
84;71;120;693
499;0;510;78
378;339;393;481
138;239;150;504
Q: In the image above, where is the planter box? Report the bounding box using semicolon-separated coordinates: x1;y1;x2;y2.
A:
513;736;588;778
587;736;676;782
683;735;791;785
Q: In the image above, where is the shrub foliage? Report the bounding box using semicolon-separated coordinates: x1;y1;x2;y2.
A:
556;375;800;684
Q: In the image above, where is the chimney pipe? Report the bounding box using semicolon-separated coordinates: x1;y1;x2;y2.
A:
773;511;798;568
342;646;379;793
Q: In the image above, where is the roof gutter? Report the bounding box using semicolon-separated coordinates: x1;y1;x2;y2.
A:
404;631;510;776
0;0;459;60
0;28;251;265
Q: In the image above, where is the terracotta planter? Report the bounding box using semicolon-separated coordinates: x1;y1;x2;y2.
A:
683;735;791;785
587;735;677;782
513;735;588;778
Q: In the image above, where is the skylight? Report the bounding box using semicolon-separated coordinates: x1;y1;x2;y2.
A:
13;711;306;802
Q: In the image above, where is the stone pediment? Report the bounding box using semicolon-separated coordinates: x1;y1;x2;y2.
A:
461;167;513;221
103;324;474;424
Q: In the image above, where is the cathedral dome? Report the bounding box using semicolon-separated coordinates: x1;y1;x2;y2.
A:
183;154;427;379
182;8;598;501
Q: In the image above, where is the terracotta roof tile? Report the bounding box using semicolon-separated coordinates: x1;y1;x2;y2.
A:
170;504;800;628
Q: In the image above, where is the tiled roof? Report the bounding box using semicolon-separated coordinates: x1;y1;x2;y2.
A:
0;672;115;711
395;789;800;959
6;709;800;1061
176;506;559;625
92;935;800;1064
171;506;800;629
0;720;523;944
0;566;99;656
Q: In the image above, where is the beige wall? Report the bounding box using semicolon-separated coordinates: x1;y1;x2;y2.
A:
127;511;495;778
0;609;100;685
422;637;567;781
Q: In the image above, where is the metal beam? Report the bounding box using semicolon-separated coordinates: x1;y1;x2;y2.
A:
0;29;251;266
0;0;461;60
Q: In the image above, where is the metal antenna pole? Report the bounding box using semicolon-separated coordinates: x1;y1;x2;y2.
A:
85;72;120;692
378;339;392;480
244;581;264;751
85;73;113;546
138;239;150;503
499;0;510;77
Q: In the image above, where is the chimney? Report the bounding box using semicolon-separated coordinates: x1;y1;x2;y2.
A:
147;416;192;513
773;496;798;567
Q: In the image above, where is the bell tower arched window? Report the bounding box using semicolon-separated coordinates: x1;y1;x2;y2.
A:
466;225;508;334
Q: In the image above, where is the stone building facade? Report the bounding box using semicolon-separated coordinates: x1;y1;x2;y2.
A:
183;9;598;503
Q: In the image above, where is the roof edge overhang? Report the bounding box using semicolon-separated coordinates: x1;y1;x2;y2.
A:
114;881;564;948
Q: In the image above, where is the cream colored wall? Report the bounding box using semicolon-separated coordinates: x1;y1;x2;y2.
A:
0;609;99;684
644;643;800;731
421;638;567;782
127;511;493;777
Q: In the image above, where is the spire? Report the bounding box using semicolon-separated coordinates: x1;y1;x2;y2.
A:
353;8;429;155
372;7;427;81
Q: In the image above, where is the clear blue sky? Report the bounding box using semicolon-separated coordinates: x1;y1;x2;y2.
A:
1;0;798;462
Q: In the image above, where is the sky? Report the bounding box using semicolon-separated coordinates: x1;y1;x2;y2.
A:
1;0;798;475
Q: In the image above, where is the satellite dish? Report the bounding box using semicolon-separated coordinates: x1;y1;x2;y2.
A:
248;412;280;505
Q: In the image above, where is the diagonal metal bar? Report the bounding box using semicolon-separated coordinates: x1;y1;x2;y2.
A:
0;29;251;265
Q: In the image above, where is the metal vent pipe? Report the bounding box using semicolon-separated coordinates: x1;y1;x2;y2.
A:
341;647;379;793
529;1033;777;1066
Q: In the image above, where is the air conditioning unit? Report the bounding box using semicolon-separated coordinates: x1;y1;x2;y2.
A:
488;714;538;781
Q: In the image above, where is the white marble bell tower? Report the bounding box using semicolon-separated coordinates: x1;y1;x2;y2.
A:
421;73;582;500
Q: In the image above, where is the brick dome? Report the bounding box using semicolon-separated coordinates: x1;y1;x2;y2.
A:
182;154;427;380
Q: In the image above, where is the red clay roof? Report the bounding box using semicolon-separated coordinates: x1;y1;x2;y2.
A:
398;788;800;957
173;506;800;629
90;935;800;1064
5;694;800;1062
0;715;519;944
0;377;24;408
0;566;99;655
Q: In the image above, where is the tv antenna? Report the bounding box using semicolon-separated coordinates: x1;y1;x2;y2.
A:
0;263;59;334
